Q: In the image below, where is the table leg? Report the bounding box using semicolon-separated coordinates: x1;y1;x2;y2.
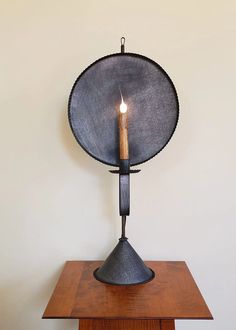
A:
161;320;175;330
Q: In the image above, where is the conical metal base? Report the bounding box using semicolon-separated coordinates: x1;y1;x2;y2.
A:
94;238;155;285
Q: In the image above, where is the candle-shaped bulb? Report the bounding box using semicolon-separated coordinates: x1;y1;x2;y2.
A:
120;100;127;113
118;94;129;160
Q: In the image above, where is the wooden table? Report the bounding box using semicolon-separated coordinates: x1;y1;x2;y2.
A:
43;261;213;329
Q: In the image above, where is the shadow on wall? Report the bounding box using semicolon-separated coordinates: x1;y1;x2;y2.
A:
59;105;117;223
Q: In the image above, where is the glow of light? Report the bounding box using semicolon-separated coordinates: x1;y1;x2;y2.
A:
120;100;127;113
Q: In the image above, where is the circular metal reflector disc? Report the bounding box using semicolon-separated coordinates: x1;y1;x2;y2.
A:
68;53;179;167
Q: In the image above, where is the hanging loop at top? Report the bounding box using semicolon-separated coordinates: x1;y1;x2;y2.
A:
121;37;125;53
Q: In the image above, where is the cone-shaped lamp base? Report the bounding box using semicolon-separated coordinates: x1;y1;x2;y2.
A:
94;238;155;285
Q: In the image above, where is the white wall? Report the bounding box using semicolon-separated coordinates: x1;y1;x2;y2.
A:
1;1;235;329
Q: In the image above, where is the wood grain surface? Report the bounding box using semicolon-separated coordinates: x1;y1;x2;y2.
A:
160;320;175;330
79;319;163;330
43;261;212;320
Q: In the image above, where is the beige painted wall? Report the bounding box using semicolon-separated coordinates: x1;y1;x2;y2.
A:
1;1;235;329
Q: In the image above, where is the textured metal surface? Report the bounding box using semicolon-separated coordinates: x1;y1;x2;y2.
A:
119;174;130;216
68;53;179;167
94;238;155;285
119;159;130;216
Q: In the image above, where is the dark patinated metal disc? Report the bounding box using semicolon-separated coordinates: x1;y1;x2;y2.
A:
68;53;179;166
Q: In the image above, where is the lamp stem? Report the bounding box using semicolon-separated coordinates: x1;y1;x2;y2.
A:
121;215;126;238
121;37;125;53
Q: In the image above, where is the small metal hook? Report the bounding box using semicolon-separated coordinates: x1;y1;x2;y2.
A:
121;37;125;53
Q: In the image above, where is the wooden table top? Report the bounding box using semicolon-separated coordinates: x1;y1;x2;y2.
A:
43;261;212;320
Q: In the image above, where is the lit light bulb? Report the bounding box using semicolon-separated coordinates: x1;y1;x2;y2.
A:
118;88;129;160
120;100;127;113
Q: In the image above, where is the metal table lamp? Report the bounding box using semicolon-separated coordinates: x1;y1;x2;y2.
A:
68;38;179;285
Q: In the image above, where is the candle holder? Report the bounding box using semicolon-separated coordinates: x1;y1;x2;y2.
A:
68;38;179;285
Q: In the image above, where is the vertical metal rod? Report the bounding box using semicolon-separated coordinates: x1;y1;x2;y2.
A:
121;215;126;238
120;37;126;238
121;37;125;53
